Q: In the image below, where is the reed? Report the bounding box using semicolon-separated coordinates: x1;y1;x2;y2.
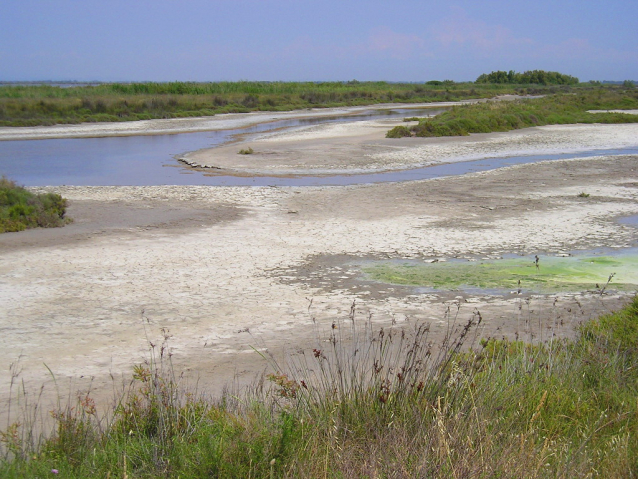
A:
2;296;637;477
0;81;570;127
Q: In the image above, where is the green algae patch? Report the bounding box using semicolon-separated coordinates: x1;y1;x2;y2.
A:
362;252;638;294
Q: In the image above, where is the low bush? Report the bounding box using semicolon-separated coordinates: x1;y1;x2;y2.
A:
0;177;69;232
385;125;412;138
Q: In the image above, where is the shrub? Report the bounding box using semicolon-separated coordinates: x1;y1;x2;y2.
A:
385;125;412;138
0;177;69;233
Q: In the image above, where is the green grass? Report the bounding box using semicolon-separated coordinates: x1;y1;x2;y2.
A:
2;296;638;477
0;81;573;127
386;87;638;138
0;178;69;233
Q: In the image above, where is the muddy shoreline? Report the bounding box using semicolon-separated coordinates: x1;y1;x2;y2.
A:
0;102;457;141
1;112;638;418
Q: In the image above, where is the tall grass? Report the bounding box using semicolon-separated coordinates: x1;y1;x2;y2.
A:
0;81;572;127
387;87;638;138
2;296;637;477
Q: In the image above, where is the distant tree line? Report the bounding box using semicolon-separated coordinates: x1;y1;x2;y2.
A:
475;70;579;85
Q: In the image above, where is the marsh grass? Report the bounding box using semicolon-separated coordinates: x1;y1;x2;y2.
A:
387;87;638;138
0;177;69;233
1;297;637;477
0;81;566;127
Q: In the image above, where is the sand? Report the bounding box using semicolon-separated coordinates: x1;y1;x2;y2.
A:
182;121;638;175
1;106;638;419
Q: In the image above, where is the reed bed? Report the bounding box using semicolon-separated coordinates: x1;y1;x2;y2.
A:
0;81;562;127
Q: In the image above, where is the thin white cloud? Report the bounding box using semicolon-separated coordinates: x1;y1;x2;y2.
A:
428;6;638;75
283;27;432;62
536;37;638;63
431;8;533;54
364;26;429;60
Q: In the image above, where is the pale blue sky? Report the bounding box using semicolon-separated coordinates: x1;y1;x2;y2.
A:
1;0;636;82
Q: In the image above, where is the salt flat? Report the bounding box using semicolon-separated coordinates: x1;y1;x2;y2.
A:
1;107;637;414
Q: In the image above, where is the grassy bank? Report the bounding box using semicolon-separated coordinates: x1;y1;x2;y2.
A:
2;296;637;477
0;178;68;232
0;81;572;127
387;87;638;138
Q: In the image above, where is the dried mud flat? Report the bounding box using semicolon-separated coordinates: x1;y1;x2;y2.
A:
1;114;638;415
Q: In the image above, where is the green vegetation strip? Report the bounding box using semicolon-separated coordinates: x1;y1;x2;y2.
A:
363;253;638;293
387;87;638;137
0;177;68;233
1;80;570;127
2;297;638;477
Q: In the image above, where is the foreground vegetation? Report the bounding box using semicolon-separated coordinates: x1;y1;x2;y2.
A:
387;86;638;138
2;295;637;477
0;178;68;232
0;81;577;127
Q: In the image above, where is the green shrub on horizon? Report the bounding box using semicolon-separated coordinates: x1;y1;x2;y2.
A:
476;69;580;85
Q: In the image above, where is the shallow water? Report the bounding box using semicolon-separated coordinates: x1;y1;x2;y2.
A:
0;108;439;186
619;215;638;226
361;248;638;295
1;108;637;187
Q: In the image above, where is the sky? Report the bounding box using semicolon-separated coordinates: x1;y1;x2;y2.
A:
1;0;637;82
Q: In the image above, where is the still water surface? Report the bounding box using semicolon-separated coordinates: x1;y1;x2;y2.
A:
1;108;637;187
0;108;437;186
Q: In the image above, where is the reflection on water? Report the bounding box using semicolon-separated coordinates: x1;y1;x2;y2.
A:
0;108;438;187
0;108;637;187
619;215;638;226
200;148;638;186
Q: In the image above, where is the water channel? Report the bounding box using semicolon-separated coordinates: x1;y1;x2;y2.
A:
0;108;437;186
1;108;638;187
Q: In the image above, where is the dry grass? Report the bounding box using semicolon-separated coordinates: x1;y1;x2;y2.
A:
1;297;637;477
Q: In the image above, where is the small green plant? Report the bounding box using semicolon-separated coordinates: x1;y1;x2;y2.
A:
577;191;590;197
385;125;412;138
238;147;254;155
